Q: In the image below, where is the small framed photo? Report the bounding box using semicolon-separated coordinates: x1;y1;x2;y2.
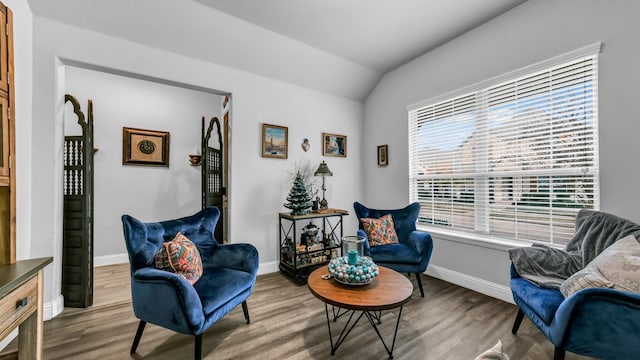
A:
122;127;170;167
377;144;388;166
262;123;288;159
322;132;347;157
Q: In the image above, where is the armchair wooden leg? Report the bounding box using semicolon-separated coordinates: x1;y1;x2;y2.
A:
242;301;251;324
553;346;565;360
195;334;202;360
415;273;425;297
512;309;524;334
130;320;146;354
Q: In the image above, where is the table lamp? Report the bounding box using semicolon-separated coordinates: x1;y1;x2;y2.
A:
314;161;333;209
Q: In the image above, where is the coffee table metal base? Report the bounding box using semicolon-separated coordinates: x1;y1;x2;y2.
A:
323;303;403;359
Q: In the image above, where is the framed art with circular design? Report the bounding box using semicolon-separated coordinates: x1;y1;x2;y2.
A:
122;127;170;166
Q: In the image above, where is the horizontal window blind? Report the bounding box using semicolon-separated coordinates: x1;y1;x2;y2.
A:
409;47;599;245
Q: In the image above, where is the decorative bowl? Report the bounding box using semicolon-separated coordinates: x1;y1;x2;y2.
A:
188;154;202;166
328;256;379;285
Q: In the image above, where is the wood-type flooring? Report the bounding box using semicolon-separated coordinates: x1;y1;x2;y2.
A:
1;264;595;360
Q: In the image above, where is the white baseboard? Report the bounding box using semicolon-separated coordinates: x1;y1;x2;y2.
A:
0;329;16;352
258;260;279;275
94;253;129;267
44;293;65;321
0;328;17;352
425;265;514;304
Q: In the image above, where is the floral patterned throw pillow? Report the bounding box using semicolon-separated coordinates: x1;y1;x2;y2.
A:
154;233;203;285
360;214;399;247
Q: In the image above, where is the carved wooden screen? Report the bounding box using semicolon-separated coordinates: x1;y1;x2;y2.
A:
62;94;94;308
202;117;224;244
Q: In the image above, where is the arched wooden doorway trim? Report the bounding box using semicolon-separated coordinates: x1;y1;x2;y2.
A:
62;94;95;308
202;116;225;243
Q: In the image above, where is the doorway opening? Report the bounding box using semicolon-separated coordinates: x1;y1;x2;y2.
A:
62;64;231;307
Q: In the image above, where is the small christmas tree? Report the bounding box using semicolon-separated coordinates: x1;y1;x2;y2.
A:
284;172;312;215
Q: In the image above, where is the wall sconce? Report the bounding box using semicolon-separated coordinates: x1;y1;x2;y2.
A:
314;160;333;209
189;147;202;166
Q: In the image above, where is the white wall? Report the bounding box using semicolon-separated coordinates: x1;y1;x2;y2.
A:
28;17;363;314
64;66;219;257
363;0;640;300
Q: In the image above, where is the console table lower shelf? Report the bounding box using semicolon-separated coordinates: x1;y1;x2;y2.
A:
307;265;413;359
0;257;53;360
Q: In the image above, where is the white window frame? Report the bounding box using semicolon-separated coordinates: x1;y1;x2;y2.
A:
407;42;602;246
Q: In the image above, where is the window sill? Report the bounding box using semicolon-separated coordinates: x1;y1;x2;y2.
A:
416;225;563;252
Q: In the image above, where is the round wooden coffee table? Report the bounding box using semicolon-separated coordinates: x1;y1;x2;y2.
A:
308;265;413;359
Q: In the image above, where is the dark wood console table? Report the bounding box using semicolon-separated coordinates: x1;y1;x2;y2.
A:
0;257;52;359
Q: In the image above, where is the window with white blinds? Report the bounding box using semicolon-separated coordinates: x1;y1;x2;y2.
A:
408;44;600;245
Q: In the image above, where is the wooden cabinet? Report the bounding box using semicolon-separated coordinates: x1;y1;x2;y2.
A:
0;276;37;340
0;258;52;359
0;4;48;359
0;1;13;265
0;96;9;179
0;7;8;95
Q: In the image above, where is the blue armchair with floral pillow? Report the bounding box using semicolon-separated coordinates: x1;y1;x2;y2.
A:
122;207;259;360
353;201;434;297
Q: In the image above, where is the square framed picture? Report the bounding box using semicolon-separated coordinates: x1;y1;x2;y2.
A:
322;132;347;157
262;123;288;159
377;144;388;166
122;127;170;166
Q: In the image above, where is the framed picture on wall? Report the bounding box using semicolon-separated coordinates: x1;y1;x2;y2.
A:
262;123;288;159
377;144;388;166
122;127;170;166
322;132;347;157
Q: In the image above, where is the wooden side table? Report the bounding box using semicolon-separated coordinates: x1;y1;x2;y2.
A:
308;265;413;359
0;257;52;360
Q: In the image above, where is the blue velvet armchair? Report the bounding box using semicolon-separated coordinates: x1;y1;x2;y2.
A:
511;265;640;360
510;209;640;360
121;207;259;360
353;202;434;297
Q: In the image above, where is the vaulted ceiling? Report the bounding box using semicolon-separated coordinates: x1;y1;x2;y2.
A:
27;0;526;101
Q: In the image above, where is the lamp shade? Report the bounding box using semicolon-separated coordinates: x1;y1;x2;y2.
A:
314;161;333;177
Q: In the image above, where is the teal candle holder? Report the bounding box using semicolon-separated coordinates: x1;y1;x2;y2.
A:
342;235;364;264
328;255;379;285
